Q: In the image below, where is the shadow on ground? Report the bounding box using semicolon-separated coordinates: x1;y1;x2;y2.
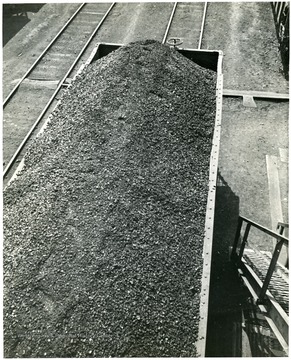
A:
206;170;288;357
3;4;44;46
206;170;250;357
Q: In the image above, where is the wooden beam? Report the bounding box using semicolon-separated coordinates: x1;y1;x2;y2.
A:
279;148;288;163
266;155;288;267
223;89;289;100
266;155;284;231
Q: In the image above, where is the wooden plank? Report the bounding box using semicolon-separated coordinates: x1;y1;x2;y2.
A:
223;88;289;100
279;148;288;163
265;155;288;267
22;78;59;89
82;11;106;15
266;155;283;231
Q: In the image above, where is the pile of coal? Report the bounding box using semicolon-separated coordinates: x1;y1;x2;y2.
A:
4;40;216;357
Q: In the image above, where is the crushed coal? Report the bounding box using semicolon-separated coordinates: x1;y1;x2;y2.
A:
3;40;217;357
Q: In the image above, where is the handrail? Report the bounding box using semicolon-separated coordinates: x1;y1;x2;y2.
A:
232;215;289;304
239;215;289;244
277;221;289;229
277;222;289;237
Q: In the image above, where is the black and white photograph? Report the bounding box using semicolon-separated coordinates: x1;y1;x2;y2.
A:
2;1;289;357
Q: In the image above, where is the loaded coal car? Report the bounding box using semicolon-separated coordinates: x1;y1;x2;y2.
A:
3;40;223;357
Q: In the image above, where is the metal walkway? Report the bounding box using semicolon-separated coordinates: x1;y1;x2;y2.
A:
232;216;289;356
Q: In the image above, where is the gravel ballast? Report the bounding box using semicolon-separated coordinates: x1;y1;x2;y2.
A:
4;40;216;357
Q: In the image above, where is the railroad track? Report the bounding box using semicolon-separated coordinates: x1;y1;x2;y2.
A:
162;2;207;48
3;1;209;184
3;2;115;181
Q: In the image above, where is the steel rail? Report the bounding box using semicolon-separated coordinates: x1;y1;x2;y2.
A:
3;3;86;108
162;2;178;44
198;2;208;49
3;2;115;179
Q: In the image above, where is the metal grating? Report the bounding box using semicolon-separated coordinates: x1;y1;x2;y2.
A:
244;248;289;315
